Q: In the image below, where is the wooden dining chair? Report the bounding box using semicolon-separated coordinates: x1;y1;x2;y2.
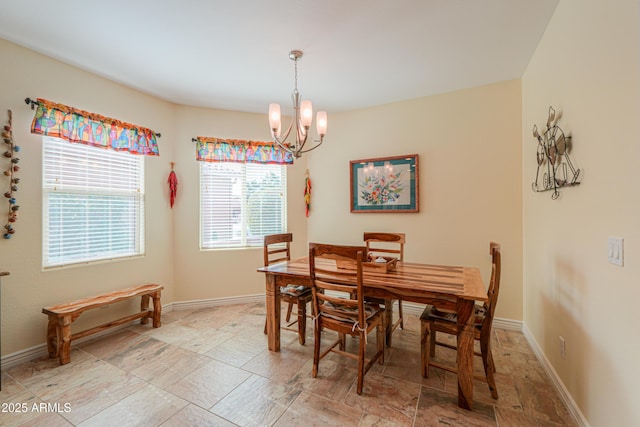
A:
262;233;312;345
363;232;406;339
420;242;502;399
309;243;385;395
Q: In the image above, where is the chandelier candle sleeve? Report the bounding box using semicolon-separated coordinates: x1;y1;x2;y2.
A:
268;50;327;159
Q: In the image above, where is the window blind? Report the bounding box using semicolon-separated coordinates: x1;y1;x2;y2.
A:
43;136;145;267
200;162;286;249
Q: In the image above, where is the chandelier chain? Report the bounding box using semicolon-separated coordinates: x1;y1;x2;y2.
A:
294;57;299;92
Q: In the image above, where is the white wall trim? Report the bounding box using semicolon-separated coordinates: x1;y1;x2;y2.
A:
522;324;590;427
170;293;264;311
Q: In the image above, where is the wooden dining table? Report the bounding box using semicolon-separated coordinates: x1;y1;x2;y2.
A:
257;257;488;410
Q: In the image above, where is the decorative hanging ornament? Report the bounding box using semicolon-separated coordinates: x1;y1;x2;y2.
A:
304;171;312;217
3;110;18;239
168;162;178;208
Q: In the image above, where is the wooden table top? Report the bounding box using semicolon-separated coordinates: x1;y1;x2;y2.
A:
258;258;487;302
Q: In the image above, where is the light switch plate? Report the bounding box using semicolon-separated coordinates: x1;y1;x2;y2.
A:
608;236;624;266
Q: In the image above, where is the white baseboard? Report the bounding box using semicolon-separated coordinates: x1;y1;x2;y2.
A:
171;293;264;311
522;324;590;427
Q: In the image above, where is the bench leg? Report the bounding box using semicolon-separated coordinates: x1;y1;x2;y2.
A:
152;291;162;328
46;316;58;358
58;315;72;365
140;294;150;325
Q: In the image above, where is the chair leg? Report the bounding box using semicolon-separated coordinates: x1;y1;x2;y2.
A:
285;301;294;323
338;332;346;351
398;300;404;330
357;331;366;395
263;319;268;335
429;326;437;357
297;300;307;345
420;319;431;378
377;321;385;364
312;319;321;378
480;334;499;399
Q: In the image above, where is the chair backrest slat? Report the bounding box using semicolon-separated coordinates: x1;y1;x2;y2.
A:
263;233;292;267
364;232;405;261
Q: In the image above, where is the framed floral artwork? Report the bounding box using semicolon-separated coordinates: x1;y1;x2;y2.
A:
350;154;419;213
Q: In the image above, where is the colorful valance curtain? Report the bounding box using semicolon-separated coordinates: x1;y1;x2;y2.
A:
195;136;293;165
30;98;159;156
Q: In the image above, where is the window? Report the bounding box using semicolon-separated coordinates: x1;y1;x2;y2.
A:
43;136;145;267
200;162;286;249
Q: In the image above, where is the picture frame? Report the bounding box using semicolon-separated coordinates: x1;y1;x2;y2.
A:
350;154;419;213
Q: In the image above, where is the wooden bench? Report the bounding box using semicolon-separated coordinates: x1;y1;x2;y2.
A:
42;284;163;365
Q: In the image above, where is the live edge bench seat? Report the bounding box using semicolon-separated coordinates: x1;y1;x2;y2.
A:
42;283;163;365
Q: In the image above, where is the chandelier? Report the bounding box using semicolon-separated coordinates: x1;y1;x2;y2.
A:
268;50;327;158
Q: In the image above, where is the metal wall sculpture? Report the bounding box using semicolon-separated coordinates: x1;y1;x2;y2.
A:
532;106;581;199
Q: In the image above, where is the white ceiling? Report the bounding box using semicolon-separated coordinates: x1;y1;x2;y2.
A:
0;0;558;114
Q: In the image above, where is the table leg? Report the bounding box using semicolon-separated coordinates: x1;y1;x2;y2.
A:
265;274;281;351
456;298;475;410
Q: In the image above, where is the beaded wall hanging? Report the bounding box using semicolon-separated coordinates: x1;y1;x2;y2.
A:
3;110;20;239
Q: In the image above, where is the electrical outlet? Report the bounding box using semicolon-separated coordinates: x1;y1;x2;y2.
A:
559;336;566;359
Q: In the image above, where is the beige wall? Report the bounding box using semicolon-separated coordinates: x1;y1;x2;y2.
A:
170;106;309;302
307;80;523;321
522;1;640;426
0;39;176;355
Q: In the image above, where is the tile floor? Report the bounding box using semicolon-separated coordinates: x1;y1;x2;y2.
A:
1;303;576;426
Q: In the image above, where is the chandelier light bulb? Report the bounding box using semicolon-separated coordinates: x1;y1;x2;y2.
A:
300;100;313;128
316;111;327;136
269;103;281;134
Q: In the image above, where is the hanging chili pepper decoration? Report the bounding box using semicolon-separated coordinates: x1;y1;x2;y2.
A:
304;170;312;217
168;162;178;208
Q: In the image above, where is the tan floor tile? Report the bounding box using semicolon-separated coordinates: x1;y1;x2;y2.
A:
274;391;363;426
130;345;211;389
358;413;412;426
77;329;146;360
514;377;575;425
165;358;251;409
287;358;356;402
5;350;104;399
415;385;496;426
100;336;168;372
241;343;311;384
343;371;421;424
77;384;188;427
495;406;571;427
0;371;28;397
205;335;269;367
45;363;147;424
210;374;301;426
162;404;237;427
0;390;73;427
